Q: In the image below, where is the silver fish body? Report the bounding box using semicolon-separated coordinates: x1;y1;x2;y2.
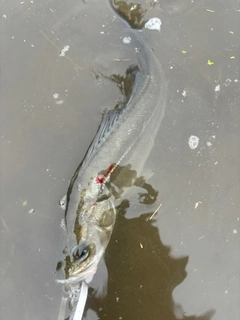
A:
58;32;166;285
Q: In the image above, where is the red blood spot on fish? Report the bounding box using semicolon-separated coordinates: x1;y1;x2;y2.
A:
95;176;105;184
95;164;117;184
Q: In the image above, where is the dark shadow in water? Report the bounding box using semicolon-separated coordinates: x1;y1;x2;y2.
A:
95;64;141;110
109;0;148;29
86;196;215;319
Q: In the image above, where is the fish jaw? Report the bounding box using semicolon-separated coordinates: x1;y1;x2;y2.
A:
57;249;102;285
60;197;116;285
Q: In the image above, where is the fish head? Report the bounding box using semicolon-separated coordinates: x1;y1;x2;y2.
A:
66;239;99;283
62;198;116;284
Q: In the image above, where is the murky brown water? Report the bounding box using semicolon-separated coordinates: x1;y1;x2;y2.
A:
1;0;239;319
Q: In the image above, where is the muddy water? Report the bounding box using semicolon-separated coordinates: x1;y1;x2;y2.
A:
1;0;239;319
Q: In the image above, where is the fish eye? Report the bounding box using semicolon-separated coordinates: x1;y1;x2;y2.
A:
71;245;89;262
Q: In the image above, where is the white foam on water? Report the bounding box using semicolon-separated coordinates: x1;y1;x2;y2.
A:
145;17;162;31
188;135;199;150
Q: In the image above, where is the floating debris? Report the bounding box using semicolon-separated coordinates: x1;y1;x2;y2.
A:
206;9;215;13
28;208;35;214
60;45;70;57
194;201;202;209
182;50;187;54
148;203;162;220
188;135;199;150
207;60;214;65
53;93;59;99
55;100;64;105
215;84;220;92
145;17;162;31
123;36;131;44
59;195;66;210
182;89;187;97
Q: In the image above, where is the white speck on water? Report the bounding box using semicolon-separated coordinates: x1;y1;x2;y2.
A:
215;84;220;92
20;1;24;4
224;78;232;87
116;297;119;302
59;195;66;210
60;45;69;57
60;219;66;230
3;14;7;19
130;4;137;11
214;161;218;165
123;36;131;44
145;17;162;31
56;100;64;105
31;44;34;47
28;208;35;214
233;229;237;234
188;135;199;149
234;79;239;82
53;93;59;99
206;141;212;146
100;31;104;34
182;89;187;97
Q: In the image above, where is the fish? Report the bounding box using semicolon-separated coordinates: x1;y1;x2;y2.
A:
57;31;166;288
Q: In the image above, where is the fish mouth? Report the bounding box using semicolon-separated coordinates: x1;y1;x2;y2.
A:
56;260;98;285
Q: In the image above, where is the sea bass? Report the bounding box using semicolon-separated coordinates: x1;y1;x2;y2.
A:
58;32;166;286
